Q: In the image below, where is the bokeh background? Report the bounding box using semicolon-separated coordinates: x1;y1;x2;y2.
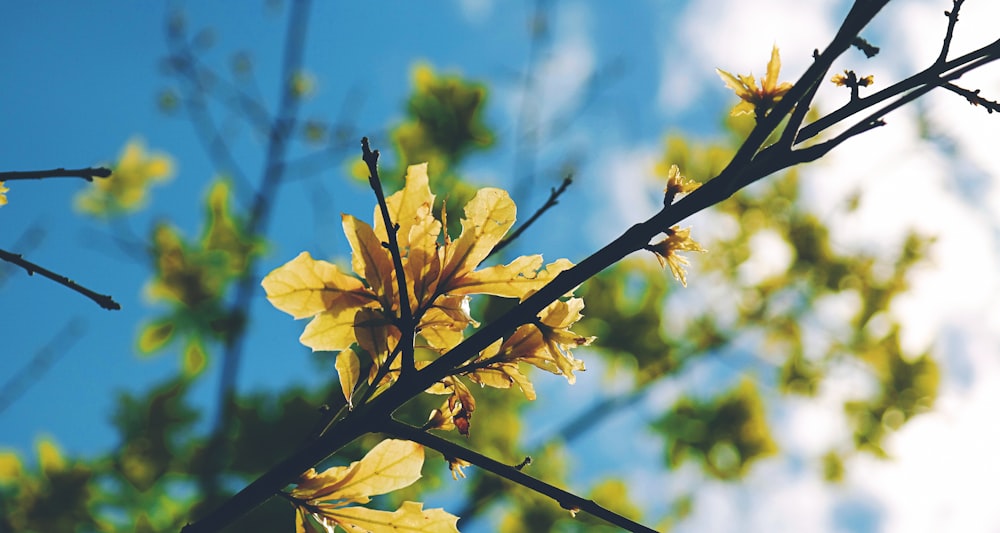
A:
3;1;1000;531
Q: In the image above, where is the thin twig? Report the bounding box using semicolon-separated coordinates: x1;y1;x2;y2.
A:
490;175;572;258
937;0;966;65
797;37;1000;145
0;167;111;182
381;418;657;533
943;82;1000;113
361;138;416;377
0;248;121;310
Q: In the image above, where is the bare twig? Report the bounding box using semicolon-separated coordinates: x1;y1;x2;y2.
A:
362;137;416;377
490;175;573;258
937;0;966;64
0;248;120;310
381;418;657;533
944;83;1000;113
0;167;111;182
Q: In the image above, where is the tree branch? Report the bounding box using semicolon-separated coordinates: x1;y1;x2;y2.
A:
490;175;572;258
362;137;416;377
0;167;111;182
380;418;657;533
0;248;121;310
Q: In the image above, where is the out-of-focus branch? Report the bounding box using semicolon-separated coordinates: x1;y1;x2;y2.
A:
0;248;120;310
195;0;314;506
0;319;86;414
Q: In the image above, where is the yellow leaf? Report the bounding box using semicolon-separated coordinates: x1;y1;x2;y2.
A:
300;307;361;352
137;319;175;354
405;213;443;309
467;363;536;401
336;349;361;408
262;251;374;320
296;507;335;533
75;137;174;216
419;295;475;352
445;254;543;297
320;501;460;533
500;298;593;384
37;437;65;473
344;215;396;305
0;181;8;206
354;308;401;359
439;188;516;285
182;341;208;376
0;451;22;482
292;439;424;503
376;163;437;251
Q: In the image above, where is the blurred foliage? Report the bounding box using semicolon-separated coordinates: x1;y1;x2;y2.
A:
1;12;945;533
658;379;778;479
139;179;263;375
75;137;174;217
352;63;493;235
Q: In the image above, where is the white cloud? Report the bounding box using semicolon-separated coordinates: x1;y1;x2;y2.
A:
848;362;1000;533
532;4;596;133
588;144;662;243
642;2;1000;532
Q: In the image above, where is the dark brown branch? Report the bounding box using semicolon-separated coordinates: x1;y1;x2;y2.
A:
490;175;573;258
0;167;111;182
798;38;1000;145
944;83;1000;113
0;248;120;310
362;137;416;377
381;418;657;533
851;36;880;58
937;0;966;65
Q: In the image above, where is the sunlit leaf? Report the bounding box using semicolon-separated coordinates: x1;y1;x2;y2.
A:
137;320;175;354
292;439;423;503
439;187;516;287
336;349;361;409
262;251;374;320
321;501;460;533
344;215;396;306
182;341;208;376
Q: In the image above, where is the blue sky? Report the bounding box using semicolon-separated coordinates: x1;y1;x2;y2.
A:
4;1;1000;532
